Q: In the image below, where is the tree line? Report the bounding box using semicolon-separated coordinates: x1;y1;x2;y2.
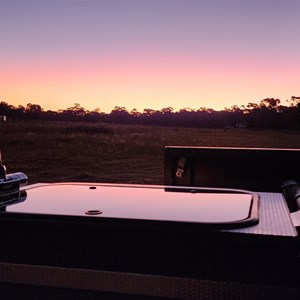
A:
0;97;300;129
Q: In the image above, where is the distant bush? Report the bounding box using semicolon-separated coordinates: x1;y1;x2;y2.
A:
1;98;300;130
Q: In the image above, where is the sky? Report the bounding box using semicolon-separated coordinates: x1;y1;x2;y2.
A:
1;0;300;113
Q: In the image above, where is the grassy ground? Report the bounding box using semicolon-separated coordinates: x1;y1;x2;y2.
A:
1;120;300;185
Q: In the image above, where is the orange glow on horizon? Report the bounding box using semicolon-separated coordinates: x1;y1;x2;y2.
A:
1;51;299;113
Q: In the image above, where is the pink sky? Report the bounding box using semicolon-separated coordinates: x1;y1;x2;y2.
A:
1;1;299;112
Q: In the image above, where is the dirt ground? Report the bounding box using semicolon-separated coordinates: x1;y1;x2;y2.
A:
1;120;300;185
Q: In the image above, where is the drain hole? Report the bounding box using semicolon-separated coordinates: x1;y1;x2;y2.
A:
85;210;102;215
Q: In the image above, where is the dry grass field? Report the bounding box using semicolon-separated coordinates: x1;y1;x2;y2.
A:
1;120;300;185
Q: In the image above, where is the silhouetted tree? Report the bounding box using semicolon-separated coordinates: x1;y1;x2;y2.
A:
1;97;300;129
26;103;42;112
0;101;11;115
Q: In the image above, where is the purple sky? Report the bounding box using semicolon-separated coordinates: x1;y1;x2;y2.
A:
1;0;299;112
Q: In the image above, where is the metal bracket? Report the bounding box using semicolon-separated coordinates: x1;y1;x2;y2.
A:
176;157;186;178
